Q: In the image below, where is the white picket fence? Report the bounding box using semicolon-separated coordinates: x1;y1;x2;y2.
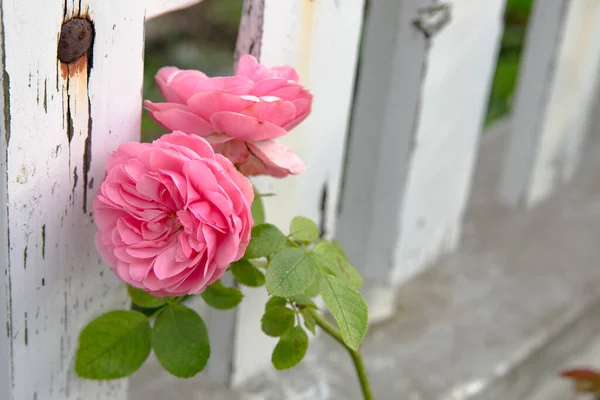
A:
1;0;600;399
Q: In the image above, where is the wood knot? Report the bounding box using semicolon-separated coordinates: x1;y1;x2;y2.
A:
57;18;94;64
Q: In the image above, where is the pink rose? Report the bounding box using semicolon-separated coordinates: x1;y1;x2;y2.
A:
94;131;254;296
144;55;312;178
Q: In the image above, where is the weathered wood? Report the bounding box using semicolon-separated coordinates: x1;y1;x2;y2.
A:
337;0;436;287
338;0;506;295
393;0;506;284
0;1;159;398
499;0;569;206
229;0;366;386
501;0;600;206
0;3;12;395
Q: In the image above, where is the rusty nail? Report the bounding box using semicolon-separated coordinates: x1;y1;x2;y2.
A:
57;18;94;64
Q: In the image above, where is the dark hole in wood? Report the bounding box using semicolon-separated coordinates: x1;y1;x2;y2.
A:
57;18;94;64
319;184;328;238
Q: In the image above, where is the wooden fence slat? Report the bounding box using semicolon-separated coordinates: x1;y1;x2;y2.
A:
202;274;237;385
0;1;149;398
501;0;600;206
337;0;436;287
338;0;506;298
499;0;569;206
0;4;11;395
393;0;506;284
228;0;366;386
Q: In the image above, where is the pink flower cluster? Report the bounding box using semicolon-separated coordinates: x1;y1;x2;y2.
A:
94;56;311;296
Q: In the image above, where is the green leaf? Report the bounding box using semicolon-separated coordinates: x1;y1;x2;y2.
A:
265;296;287;310
250;259;268;269
266;248;317;297
127;285;170;309
271;326;309;370
261;306;296;337
201;280;243;310
152;304;210;378
291;294;317;309
304;274;320;298
245;224;287;259
289;216;319;243
319;276;368;351
301;308;316;335
230;259;266;287
251;187;265;225
310;241;363;288
75;310;151;379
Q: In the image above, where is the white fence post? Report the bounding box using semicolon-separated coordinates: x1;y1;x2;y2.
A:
338;0;506;311
1;4;11;396
500;0;600;207
0;1;201;399
226;0;366;386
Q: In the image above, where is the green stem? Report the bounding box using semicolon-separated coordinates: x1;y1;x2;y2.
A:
286;237;303;249
146;295;190;320
307;308;373;400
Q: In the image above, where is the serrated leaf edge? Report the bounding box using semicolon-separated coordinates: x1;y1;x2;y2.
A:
321;276;367;351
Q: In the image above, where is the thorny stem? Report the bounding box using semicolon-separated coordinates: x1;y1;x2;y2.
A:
307;308;373;400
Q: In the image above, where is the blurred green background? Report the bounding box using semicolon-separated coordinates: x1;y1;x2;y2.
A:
143;0;533;142
486;0;533;126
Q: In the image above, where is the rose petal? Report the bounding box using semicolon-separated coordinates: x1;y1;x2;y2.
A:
203;133;232;145
235;54;260;78
146;106;215;136
153;243;187;280
238;152;268;176
144;101;189;113
117;218;143;245
128;261;153;281
245;99;297;127
158;131;216;160
284;98;312;130
183;159;220;201
267;85;312;103
159;68;208;102
211;112;288;141
214;233;239;266
235;55;300;82
247;140;306;176
191;76;254;96
251;78;290;96
214;154;254;204
187;92;255;122
106;142;148;172
220;140;250;164
155;67;205;103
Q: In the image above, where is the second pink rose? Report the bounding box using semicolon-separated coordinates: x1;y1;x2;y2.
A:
145;55;312;178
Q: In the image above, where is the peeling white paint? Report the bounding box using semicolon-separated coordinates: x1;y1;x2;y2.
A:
0;1;201;399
